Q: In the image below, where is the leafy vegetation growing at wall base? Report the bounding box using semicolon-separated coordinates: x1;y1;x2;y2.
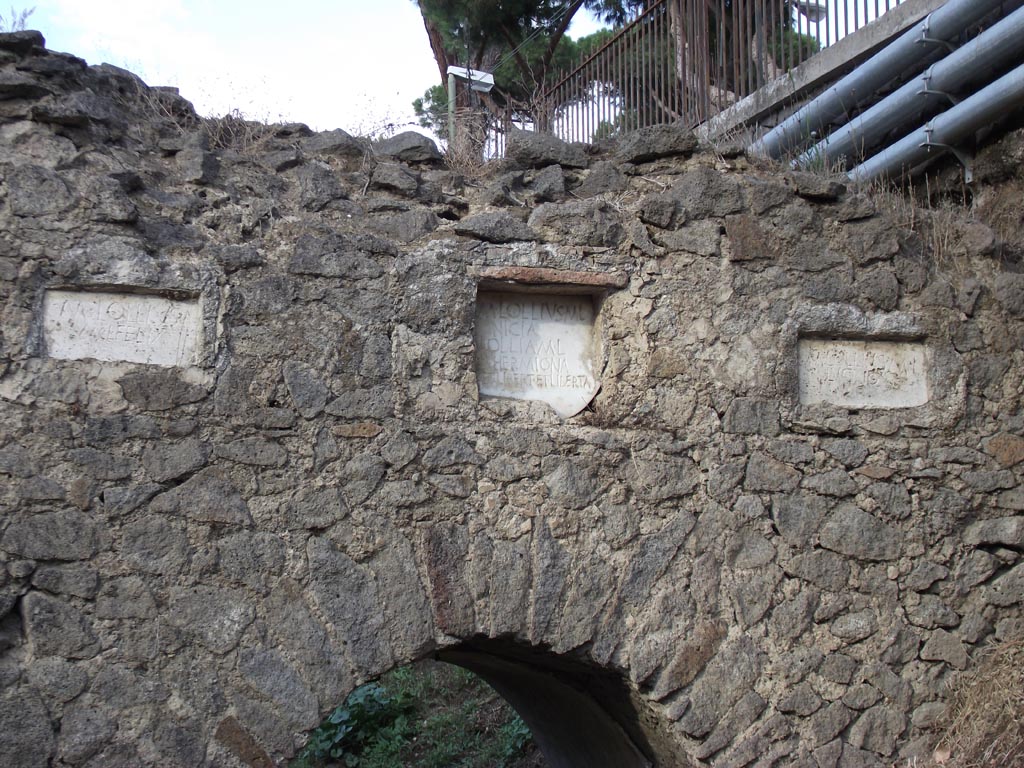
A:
292;660;543;768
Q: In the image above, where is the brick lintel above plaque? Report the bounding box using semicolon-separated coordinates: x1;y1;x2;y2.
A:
470;265;628;293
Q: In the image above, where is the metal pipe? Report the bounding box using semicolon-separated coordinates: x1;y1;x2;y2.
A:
796;4;1024;169
750;0;1007;158
847;61;1024;184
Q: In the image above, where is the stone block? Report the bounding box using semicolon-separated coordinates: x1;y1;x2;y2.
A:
239;648;319;728
307;538;391;674
819;504;901;561
23;593;99;658
920;628;968;669
2;511;102;561
527;200;624;246
983;432;1024;467
0;688;55;768
615;124;697;163
142;439;209;482
31;564;99;598
121;516;190;576
58;701;116;764
722;397;780;436
167;586;254;654
118;369;208;411
150;468;251;525
745;452;801;492
507;128;588;169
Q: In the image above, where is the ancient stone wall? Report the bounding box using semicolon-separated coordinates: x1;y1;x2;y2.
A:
1;30;1022;768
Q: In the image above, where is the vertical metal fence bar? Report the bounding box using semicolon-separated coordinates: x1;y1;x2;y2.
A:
616;23;624;135
623;23;629;134
716;0;726;123
680;0;690;123
653;3;662;124
580;54;585;141
754;0;760;93
631;22;637;133
739;0;748;96
704;0;711;123
736;0;745;99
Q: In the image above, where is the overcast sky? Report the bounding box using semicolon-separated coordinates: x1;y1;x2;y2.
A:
26;0;605;136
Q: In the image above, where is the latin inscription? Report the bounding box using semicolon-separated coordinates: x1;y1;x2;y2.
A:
43;290;202;367
799;338;928;408
475;292;599;418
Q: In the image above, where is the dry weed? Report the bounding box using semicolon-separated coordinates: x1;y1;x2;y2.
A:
444;136;495;183
932;637;1024;768
0;5;34;33
867;177;978;272
899;637;1024;768
202;109;277;154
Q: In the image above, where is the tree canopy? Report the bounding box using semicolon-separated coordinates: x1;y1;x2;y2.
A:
413;0;641;140
412;0;820;147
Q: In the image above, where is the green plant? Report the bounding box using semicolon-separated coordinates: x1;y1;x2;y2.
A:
499;716;533;761
292;682;414;767
293;661;541;768
0;5;33;33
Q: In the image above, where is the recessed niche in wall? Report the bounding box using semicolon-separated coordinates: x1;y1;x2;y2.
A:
42;289;202;367
798;338;928;409
474;291;601;418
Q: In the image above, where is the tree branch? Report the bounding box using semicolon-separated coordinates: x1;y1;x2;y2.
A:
542;0;586;70
498;23;535;85
422;15;451;82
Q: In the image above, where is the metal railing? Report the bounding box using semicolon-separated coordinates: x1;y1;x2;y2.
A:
533;0;909;144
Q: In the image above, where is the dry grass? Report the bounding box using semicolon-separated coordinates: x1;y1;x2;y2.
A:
867;177;978;272
202;109;277;153
0;5;34;33
934;637;1024;768
902;638;1024;768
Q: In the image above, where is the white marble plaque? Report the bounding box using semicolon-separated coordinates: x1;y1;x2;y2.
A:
43;290;202;367
475;292;599;418
799;338;928;408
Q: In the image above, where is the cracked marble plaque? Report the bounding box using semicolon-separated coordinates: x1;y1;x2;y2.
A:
43;290;202;367
475;292;599;418
799;338;928;408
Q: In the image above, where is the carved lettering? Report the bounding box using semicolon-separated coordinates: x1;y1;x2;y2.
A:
43;290;202;367
798;339;928;408
474;292;599;418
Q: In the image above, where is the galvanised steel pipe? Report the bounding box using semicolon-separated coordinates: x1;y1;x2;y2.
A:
847;61;1024;183
795;4;1024;169
749;0;1008;159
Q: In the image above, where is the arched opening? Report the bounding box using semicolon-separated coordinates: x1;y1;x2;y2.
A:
292;656;544;767
293;638;678;768
440;638;663;768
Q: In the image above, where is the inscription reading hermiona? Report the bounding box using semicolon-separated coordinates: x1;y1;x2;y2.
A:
43;290;202;367
475;292;599;418
799;339;928;409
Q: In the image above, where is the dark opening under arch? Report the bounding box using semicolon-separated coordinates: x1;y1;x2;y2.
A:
439;637;685;768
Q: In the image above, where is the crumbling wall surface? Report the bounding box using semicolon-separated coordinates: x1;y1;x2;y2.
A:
0;30;1022;768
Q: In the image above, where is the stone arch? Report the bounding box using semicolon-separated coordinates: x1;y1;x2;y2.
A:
438;639;672;768
239;514;698;767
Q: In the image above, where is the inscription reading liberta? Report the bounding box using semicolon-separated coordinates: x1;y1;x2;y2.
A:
43;290;202;367
799;339;928;409
475;292;599;418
